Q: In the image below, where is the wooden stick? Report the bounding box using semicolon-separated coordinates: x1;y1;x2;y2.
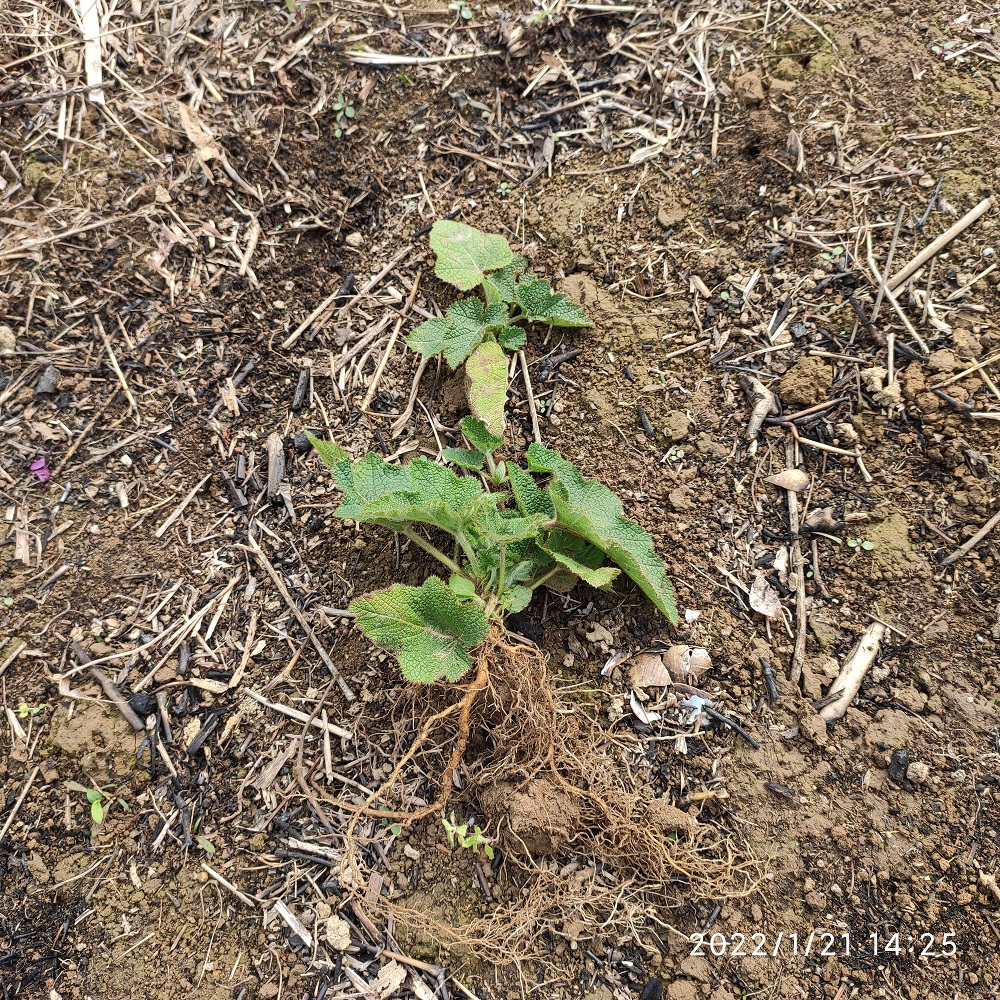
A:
784;439;807;686
0;765;39;843
888;197;992;292
518;350;542;444
818;622;885;722
154;474;211;539
940;510;1000;567
244;690;352;739
245;534;355;701
72;642;145;730
281;247;412;350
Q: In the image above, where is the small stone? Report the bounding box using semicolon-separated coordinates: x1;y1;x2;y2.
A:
154;185;172;203
907;761;931;785
805;889;827;911
662;409;692;442
667;981;699;1000
0;324;15;356
586;622;615;644
778;356;832;406
35;364;61;395
926;349;960;373
680;955;712;982
402;844;421;861
734;70;765;107
772;57;803;81
951;327;982;359
807;51;838;75
657;204;686;228
324;916;352;950
345;232;364;248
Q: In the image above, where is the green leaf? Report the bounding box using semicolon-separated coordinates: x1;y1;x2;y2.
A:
333;455;484;529
477;508;549;544
508;464;554;518
465;340;507;436
448;574;478;599
306;432;349;469
482;255;528;304
407;299;508;369
460;416;503;455
430;220;513;291
497;325;527;351
196;836;216;854
526;444;677;622
350;576;490;683
500;585;532;613
442;447;485;470
91;799;104;825
515;275;592;328
539;541;620;588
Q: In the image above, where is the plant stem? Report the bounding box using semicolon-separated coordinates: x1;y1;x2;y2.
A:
401;528;464;577
455;531;482;577
526;565;562;590
496;543;507;596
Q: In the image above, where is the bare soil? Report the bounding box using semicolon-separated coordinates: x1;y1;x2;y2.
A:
2;2;999;999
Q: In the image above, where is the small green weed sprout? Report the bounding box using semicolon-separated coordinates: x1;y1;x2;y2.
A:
449;1;474;20
17;701;47;719
65;781;125;828
846;537;874;552
406;221;591;434
309;422;676;685
333;93;355;139
443;811;494;860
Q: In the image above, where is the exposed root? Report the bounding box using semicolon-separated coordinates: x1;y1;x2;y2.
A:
318;625;759;964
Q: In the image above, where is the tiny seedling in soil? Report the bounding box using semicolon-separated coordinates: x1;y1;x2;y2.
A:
406;221;591;434
846;537;874;551
17;701;47;719
332;93;355;138
442;811;495;860
65;781;125;829
449;0;474;20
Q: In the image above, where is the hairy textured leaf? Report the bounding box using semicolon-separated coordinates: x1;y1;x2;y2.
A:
460;416;503;456
351;576;489;683
442;447;485;470
508;464;554;518
526;444;677;622
537;528;606;592
482;255;528;304
500;585;532;613
333;455;486;535
465;340;507;436
430;220;513;291
448;574;478;599
539;541;620;588
307;432;349;469
477;507;549;544
515;275;592;328
496;325;527;350
407;298;507;369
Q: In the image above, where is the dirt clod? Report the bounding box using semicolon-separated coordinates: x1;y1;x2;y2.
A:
481;778;582;856
778;356;832;405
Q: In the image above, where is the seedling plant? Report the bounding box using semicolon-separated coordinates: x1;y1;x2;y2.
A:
442;811;495;860
406;221;592;435
332;93;355;139
65;780;126;831
310;420;676;827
